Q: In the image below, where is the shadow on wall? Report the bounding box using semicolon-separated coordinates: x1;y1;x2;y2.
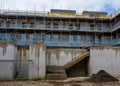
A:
66;56;89;77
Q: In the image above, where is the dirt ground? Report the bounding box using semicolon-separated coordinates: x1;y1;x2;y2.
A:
0;77;120;86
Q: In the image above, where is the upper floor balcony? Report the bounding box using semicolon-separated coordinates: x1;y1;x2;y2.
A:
0;20;111;32
112;21;120;31
0;33;112;47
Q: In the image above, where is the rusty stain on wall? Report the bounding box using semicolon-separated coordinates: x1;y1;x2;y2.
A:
0;42;8;56
16;46;29;78
30;43;46;78
0;42;16;56
46;48;87;66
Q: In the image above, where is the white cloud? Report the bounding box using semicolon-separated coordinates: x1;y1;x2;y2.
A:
0;0;120;14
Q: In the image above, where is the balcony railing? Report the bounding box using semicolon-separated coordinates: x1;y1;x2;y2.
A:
0;23;111;31
112;38;120;45
0;33;112;47
112;22;120;31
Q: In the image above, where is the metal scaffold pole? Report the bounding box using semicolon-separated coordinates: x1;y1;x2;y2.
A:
33;9;37;43
25;10;27;43
102;19;104;45
110;20;112;45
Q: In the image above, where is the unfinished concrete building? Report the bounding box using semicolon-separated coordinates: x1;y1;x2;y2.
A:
0;9;120;80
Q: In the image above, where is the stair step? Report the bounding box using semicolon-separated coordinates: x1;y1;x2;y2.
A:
46;74;66;80
46;66;67;80
64;51;90;69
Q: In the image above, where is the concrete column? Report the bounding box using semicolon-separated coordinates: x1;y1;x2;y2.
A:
29;43;46;79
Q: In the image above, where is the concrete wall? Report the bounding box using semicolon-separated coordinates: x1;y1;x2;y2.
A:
0;42;17;80
46;48;86;66
29;43;46;79
16;47;29;78
90;47;120;77
0;61;14;80
0;42;17;60
0;42;46;80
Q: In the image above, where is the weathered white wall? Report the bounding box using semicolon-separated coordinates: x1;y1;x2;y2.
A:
90;47;120;77
29;43;46;79
0;61;14;80
46;49;86;66
16;47;29;78
0;43;16;60
0;42;17;80
0;42;46;80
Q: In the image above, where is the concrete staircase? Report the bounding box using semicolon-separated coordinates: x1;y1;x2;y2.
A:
46;66;67;80
64;51;90;69
46;51;90;80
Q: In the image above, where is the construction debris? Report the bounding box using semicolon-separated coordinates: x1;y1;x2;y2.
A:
87;70;119;82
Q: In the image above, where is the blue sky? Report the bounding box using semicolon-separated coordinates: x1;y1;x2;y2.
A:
0;0;120;15
103;4;116;15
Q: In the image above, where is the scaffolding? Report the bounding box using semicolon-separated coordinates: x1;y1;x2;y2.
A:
0;9;119;47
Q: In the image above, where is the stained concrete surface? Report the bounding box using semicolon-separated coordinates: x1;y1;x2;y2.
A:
0;42;46;80
16;46;29;78
29;43;46;79
90;47;120;77
0;42;17;80
46;49;86;66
